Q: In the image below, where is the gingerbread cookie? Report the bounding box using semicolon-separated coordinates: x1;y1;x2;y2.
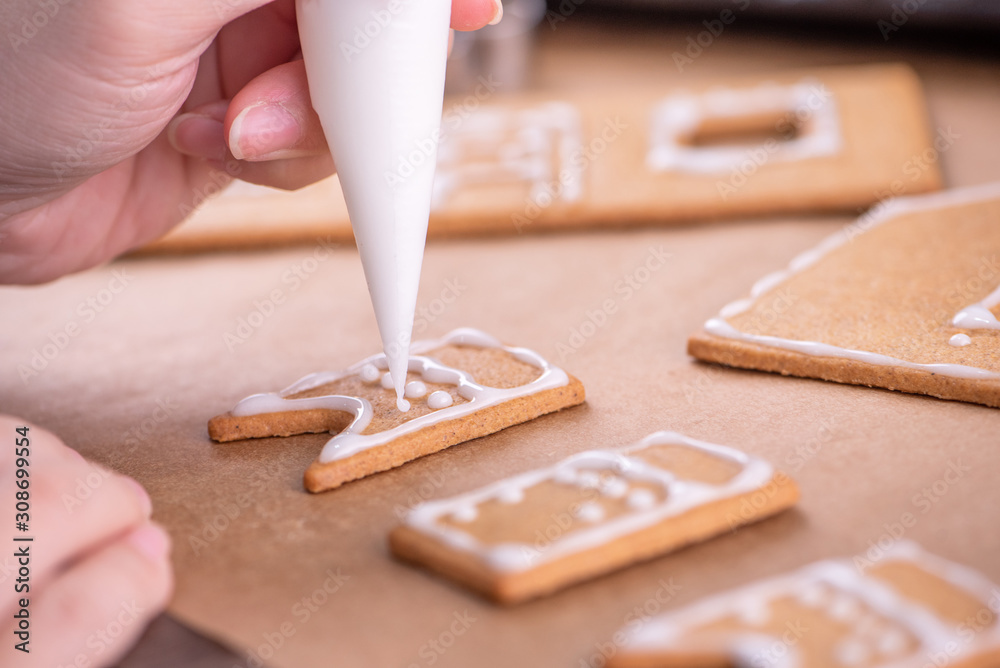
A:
144;63;939;252
209;328;585;492
389;431;798;604
609;541;1000;668
689;183;1000;408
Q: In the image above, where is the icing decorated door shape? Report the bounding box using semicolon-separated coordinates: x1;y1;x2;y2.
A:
646;79;841;174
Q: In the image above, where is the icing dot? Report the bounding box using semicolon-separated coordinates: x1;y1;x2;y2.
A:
404;381;428;398
396;397;411;412
380;372;395;389
427;391;454;409
876;629;908;655
827;594;860;621
359;363;380;383
834;639;870;666
451;505;478;523
627;489;657;511
577;471;601;490
796;583;828;608
497;486;524;504
599;476;629;499
949;333;972;347
574;501;605;523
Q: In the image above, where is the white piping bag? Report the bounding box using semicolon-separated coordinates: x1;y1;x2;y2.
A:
297;0;452;411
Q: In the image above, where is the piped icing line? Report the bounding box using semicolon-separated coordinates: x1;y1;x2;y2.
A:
402;431;775;574
228;328;570;464
704;183;1000;381
620;540;1000;666
431;102;584;209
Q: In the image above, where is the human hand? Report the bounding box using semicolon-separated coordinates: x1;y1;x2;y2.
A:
0;416;172;667
0;0;501;283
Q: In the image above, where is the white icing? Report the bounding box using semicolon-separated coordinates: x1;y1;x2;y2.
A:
496;486;524;505
647;79;841;174
426;391;453;410
626;488;657;511
404;381;428;399
828;593;861;621
952;282;1000;331
577;471;601;490
618;540;1000;668
432;102;584;209
297;0;451;412
359;363;380;383
380;372;395;390
574;501;606;523
451;505;477;523
796;583;828;608
703;183;1000;381
599;476;629;499
229;327;570;464
402;431;774;573
949;333;972;347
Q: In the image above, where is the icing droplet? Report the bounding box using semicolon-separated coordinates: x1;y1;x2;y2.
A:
600;476;629;499
828;594;860;621
427;391;454;409
359;363;380;383
396;397;411;412
404;380;428;398
627;489;657;511
380;372;395;389
797;583;828;608
577;471;601;490
949;333;972;347
497;486;524;504
574;501;605;523
451;505;478;523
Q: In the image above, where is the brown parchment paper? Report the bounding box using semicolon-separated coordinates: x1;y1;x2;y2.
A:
2;15;999;668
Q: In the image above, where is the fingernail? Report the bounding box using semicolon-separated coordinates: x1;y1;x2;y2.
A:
229;102;302;161
128;524;171;563
124;477;153;517
489;0;503;25
167;113;227;161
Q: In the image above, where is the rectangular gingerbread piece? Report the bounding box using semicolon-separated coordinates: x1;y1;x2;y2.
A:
389;431;798;604
688;183;1000;409
609;541;1000;668
208;328;585;492
145;63;939;252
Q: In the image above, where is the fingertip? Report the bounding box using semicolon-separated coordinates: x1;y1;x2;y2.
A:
126;522;171;564
122;477;153;518
452;0;502;31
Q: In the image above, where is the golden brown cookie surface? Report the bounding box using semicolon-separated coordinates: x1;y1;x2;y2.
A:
608;542;1000;668
390;431;798;604
689;184;1000;408
209;328;585;492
